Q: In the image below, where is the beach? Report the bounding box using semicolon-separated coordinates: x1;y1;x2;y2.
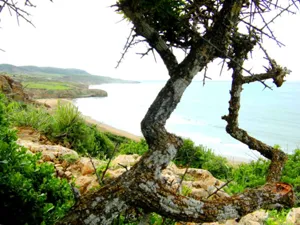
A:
36;98;248;164
36;98;142;142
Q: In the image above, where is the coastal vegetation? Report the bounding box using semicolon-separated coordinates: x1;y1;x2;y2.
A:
0;94;74;225
7;100;114;159
1;0;299;224
0;92;299;224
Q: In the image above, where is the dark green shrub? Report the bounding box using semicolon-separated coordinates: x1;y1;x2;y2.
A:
281;149;300;206
104;132;130;145
226;149;300;207
174;139;230;179
118;139;148;155
0;94;74;225
226;158;269;194
52;120;114;159
89;125;115;158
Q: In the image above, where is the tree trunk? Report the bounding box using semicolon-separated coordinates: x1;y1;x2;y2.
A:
56;0;296;224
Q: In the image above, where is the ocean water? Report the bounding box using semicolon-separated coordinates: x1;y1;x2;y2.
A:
73;80;300;160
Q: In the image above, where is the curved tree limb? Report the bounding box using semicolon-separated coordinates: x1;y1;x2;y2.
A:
57;1;297;224
222;32;290;183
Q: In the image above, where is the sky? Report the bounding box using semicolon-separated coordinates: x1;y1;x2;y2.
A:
0;0;300;81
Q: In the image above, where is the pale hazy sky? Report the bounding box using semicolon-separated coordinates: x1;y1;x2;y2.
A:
0;0;299;81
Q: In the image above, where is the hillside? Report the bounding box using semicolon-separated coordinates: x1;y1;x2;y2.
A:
0;64;138;85
0;64;90;76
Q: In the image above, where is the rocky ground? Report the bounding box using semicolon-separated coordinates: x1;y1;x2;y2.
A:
16;127;300;225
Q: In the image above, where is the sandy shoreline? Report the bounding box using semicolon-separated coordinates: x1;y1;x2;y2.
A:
36;98;248;164
35;98;142;142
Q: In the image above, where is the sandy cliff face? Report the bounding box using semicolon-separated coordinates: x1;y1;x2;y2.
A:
0;74;30;101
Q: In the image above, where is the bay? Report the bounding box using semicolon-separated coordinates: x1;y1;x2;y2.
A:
73;80;300;161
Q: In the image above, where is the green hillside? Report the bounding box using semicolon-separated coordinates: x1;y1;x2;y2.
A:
0;64;137;85
0;64;90;76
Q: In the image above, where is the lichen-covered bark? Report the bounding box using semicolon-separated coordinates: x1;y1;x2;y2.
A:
57;1;296;224
222;43;290;182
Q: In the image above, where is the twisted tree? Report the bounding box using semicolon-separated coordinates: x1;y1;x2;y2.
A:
57;0;297;224
1;0;298;224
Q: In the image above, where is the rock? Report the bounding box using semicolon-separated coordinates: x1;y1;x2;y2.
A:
56;168;65;177
87;180;100;192
75;176;95;194
238;210;268;225
0;74;30;101
111;154;141;168
286;208;300;225
18;139;79;160
65;171;73;179
16;127;40;142
61;160;70;168
161;164;229;200
78;157;100;176
107;168;127;179
179;210;268;225
201;220;236;225
42;151;56;162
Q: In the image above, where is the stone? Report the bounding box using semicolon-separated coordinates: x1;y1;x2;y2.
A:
75;176;95;194
56;168;65;177
0;75;30;101
111;154;141;168
42;152;56;162
78;157;100;176
65;171;73;179
106;168;127;179
16;127;40;142
238;210;268;225
286;208;300;225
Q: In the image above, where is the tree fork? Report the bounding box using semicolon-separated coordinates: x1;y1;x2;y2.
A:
57;1;297;224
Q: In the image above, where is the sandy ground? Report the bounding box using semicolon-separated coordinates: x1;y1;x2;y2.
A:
35;98;142;142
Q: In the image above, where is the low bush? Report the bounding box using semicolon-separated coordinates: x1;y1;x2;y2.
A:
0;94;74;225
174;139;230;179
104;132;130;145
226;158;269;194
49;102;114;159
281;148;300;206
118;139;148;155
8;101;53;133
265;209;291;225
8;100;115;159
227;149;300;206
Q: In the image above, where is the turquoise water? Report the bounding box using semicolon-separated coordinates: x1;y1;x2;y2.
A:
74;80;300;160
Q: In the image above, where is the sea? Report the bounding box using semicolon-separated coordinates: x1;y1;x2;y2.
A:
73;80;300;161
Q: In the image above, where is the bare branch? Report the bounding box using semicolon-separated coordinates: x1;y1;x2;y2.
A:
202;66;211;86
0;0;35;27
88;154;102;185
115;31;136;68
117;4;179;75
